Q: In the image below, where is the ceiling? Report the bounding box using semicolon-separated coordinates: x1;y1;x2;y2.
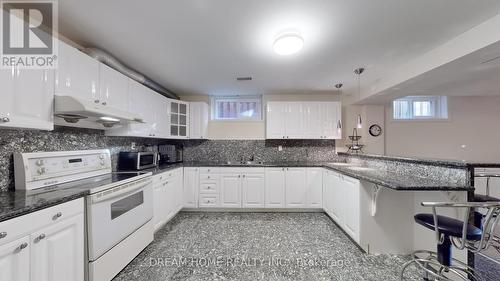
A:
362;40;500;104
58;0;500;96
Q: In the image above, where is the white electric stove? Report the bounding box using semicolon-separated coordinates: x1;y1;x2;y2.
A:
14;149;154;281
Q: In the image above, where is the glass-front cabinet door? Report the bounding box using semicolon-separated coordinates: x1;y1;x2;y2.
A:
170;101;189;138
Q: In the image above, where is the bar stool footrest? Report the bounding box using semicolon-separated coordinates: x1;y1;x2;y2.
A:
401;250;482;281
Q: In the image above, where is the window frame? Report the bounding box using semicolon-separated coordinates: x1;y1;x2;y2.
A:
210;95;263;121
392;96;448;121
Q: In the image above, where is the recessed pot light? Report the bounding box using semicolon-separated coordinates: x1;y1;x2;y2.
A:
273;33;304;55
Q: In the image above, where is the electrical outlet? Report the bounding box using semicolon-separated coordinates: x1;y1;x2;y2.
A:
131;142;136;150
278;145;283;152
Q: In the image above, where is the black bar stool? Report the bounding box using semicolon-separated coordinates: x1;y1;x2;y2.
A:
400;201;500;281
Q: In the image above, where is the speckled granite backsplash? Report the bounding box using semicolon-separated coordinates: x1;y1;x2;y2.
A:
183;139;337;162
0;129;337;191
0;127;173;191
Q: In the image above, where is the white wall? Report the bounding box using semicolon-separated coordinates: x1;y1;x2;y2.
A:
336;102;385;155
180;93;340;140
384;96;500;162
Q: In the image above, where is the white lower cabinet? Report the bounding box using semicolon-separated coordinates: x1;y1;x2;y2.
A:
342;176;360;242
265;168;321;208
30;214;84;281
153;168;183;232
183;168;199;208
183;167;324;211
306;168;323;208
265;168;286;208
220;174;242;208
0;199;84;281
285;168;307;208
322;170;360;243
242;173;265;208
0;235;30;281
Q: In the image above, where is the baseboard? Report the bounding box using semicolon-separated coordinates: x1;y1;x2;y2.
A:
181;208;324;213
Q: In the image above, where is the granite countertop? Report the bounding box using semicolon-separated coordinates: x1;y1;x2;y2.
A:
0;187;89;223
0;160;473;223
141;163;184;175
338;152;500;169
155;161;473;191
321;163;472;191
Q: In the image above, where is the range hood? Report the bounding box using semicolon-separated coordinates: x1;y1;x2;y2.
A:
54;95;143;128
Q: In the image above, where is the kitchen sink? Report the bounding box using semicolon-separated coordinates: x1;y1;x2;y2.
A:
348;166;375;172
224;161;265;166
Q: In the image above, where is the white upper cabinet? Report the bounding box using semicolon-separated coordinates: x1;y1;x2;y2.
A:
319;102;341;139
266;102;287;139
152;93;170;138
106;79;152;137
106;79;172;138
0;68;54;130
169;101;189;139
266;101;341;139
303;102;322;138
98;63;129;111
55;41;99;103
285;103;305;139
189;102;209;139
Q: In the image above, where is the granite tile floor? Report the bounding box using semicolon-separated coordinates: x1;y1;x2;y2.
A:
113;212;421;281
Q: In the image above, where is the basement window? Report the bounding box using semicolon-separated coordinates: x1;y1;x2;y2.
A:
393;96;448;120
211;96;262;121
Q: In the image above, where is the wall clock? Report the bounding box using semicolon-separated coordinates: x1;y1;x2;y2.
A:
369;124;383;137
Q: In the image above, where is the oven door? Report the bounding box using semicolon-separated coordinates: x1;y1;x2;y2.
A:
86;177;153;261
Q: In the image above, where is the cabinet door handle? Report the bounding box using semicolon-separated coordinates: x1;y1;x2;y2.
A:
36;234;46;242
18;242;28;250
238;175;241;178
242;175;245;178
94;100;100;104
1;117;10;123
0;232;7;239
52;212;62;220
102;102;107;105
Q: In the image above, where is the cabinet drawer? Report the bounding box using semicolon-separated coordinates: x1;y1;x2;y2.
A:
200;183;218;193
199;174;220;181
199;194;219;207
0;198;84;246
153;168;183;185
199;167;220;174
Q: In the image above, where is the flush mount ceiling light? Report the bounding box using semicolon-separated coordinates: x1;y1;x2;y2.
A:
273;33;304;55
